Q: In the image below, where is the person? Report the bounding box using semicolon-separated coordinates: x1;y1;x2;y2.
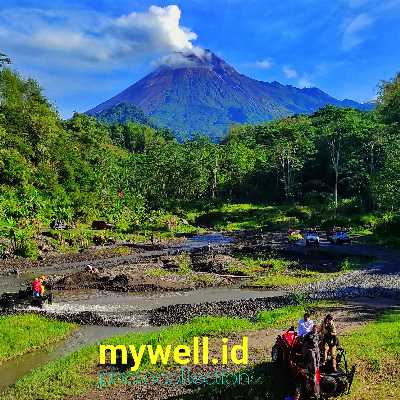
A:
39;275;47;295
302;324;321;398
86;265;99;274
320;314;338;371
32;277;41;297
298;312;314;337
32;275;46;297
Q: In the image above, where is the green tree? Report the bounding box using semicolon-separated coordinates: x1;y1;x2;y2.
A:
374;138;400;209
377;72;400;125
313;106;364;209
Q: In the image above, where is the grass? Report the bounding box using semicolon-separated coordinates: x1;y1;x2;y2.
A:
140;252;335;288
194;203;302;231
1;302;328;400
145;267;170;277
193;203;400;249
145;254;193;278
341;310;400;400
0;314;77;364
176;254;192;275
227;255;340;288
340;257;366;272
191;273;217;286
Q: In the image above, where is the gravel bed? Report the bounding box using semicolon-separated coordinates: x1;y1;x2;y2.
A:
148;266;400;326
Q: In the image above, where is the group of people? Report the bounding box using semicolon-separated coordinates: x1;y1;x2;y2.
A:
298;312;338;374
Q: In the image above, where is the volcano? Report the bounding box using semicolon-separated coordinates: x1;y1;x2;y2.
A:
87;50;373;141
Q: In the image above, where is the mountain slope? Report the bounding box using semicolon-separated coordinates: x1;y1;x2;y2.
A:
87;50;373;140
93;102;156;127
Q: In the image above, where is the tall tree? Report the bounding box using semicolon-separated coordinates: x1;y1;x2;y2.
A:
313;106;363;209
377;72;400;125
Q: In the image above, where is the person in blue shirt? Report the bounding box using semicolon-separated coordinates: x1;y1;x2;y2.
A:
298;312;314;337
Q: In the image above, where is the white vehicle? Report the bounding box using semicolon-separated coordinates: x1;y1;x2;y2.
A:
305;231;320;246
328;231;351;245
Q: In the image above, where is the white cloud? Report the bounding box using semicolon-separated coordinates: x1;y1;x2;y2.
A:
154;49;211;68
0;5;201;69
342;13;374;50
283;65;298;79
254;59;273;69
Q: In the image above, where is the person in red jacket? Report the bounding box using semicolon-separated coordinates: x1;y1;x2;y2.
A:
32;277;41;297
32;276;46;297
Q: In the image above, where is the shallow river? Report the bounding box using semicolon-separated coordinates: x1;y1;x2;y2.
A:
0;233;269;391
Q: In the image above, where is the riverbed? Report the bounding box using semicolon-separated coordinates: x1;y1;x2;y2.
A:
1;230;399;392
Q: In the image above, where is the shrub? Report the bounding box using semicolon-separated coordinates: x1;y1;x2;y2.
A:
14;239;39;260
359;213;381;229
375;213;400;235
177;254;192;274
8;227;40;260
336;198;361;215
286;206;312;221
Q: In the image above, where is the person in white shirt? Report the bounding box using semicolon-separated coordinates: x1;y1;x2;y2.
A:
298;312;314;337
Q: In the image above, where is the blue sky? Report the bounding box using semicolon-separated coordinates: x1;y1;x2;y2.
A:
1;0;399;117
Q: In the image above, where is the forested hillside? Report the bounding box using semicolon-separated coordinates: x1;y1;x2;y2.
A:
0;62;399;258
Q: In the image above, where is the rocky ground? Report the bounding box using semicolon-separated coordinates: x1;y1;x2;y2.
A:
1;231;399;327
148;266;400;326
51;255;236;293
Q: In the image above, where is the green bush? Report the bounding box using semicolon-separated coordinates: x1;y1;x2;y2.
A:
14;239;39;260
375;213;400;235
359;213;381;229
286;205;312;221
336;198;361;215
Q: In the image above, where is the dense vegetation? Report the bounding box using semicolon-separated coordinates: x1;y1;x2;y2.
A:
90;102;158;128
0;59;399;257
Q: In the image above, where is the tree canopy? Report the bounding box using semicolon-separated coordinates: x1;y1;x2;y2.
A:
0;66;399;235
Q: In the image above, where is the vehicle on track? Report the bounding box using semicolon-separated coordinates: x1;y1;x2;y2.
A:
0;287;53;309
305;231;320;247
288;229;303;245
91;220;116;230
326;230;351;245
271;328;355;399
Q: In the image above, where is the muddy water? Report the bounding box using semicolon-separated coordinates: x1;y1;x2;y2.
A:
24;286;286;327
51;286;285;311
1;233;261;325
0;324;159;393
